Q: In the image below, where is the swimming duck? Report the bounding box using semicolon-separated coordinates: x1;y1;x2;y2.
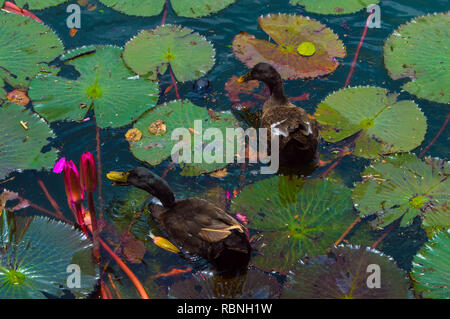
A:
237;63;320;165
107;167;251;270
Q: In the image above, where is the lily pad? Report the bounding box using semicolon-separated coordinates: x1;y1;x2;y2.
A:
230;176;356;273
353;153;449;234
0;211;98;299
14;0;69;10
0;102;58;180
411;230;449;298
290;0;378;15
282;245;409;299
315;87;427;159
384;13;449;104
0;78;5;101
29;45;159;128
99;0;235;18
232;14;346;79
129;100;239;176
123;25;215;82
0;11;64;88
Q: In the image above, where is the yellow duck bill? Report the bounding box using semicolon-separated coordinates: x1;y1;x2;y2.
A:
106;171;130;185
237;71;252;83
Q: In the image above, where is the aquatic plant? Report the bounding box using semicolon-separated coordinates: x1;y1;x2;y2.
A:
315;86;427;159
12;0;69;10
282;245;410;299
0;102;58;180
353;153;449;236
233;14;346;79
123;25;215;82
411;229;449;298
384;13;449;104
290;0;379;15
29;45;159;128
99;0;235;18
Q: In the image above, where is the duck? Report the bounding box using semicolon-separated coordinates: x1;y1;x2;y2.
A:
107;167;251;271
237;62;320;165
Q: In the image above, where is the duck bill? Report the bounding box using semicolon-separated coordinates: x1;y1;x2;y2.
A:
237;72;252;83
106;171;130;186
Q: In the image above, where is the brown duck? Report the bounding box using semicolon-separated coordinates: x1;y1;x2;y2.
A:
107;167;251;270
238;63;320;165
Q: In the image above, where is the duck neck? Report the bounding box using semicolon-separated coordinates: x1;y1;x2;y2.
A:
266;80;289;108
141;178;176;208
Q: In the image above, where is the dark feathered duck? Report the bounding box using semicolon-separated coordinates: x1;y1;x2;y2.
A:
107;167;251;270
238;63;320;165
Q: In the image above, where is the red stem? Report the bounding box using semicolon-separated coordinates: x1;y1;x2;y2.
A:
419;110;450;158
320;156;344;179
87;191;101;263
334;216;361;246
37;179;64;218
169;65;180;100
344;10;374;87
161;0;169;25
93;116;104;219
18;196;72;224
371;221;397;249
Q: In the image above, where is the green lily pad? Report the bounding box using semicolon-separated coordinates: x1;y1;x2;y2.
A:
384;13;449;104
0;211;98;299
282;245;409;299
129;100;238;176
230;176;356;273
315;87;427;159
99;0;235;18
233;14;346;79
29;45;159;128
411;229;449;298
290;0;379;15
14;0;69;10
353;153;449;234
0;78;5;101
0;102;58;180
0;11;64;88
123;25;215;82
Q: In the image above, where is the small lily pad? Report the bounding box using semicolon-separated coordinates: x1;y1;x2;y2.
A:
290;0;379;15
14;0;69;10
315;86;427;159
353;153;449;235
129;100;238;176
282;245;409;298
123;25;215;82
29;45;159;128
0;11;64;88
230;176;357;273
411;230;449;298
384;13;449;104
0;102;58;180
0;211;98;298
233;14;346;79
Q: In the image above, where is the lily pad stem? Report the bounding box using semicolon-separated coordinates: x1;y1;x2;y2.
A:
87;191;101;263
334;216;361;246
161;0;169;25
169;64;180;100
418;111;450;158
94;116;104;219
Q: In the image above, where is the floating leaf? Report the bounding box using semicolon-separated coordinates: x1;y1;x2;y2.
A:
290;0;379;15
121;230;146;264
29;46;159;128
0;78;6;101
384;13;449;104
125;128;143;142
315;87;427;159
353;154;449;234
14;0;69;10
0;11;64;88
282;245;409;298
233;14;346;79
100;0;234;18
230;177;356;273
411;230;449;298
130;100;238;176
0;103;58;180
123;25;215;82
7;90;30;106
0;212;98;298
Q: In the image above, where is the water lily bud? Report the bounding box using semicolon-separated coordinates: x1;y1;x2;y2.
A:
80;152;97;192
63;160;84;204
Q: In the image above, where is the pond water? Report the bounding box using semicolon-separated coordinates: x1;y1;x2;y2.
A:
2;0;449;298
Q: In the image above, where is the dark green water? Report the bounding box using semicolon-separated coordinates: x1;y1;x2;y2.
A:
4;0;449;298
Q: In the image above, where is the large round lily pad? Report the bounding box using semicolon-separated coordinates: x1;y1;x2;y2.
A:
230;176;357;273
129;100;238;176
233;14;346;79
0;212;98;299
0;102;58;180
315;86;427;159
0;11;64;88
282;245;410;299
123;25;215;82
353;153;449;235
99;0;235;18
14;0;69;10
29;45;159;128
290;0;378;15
384;13;449;104
411;230;449;298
